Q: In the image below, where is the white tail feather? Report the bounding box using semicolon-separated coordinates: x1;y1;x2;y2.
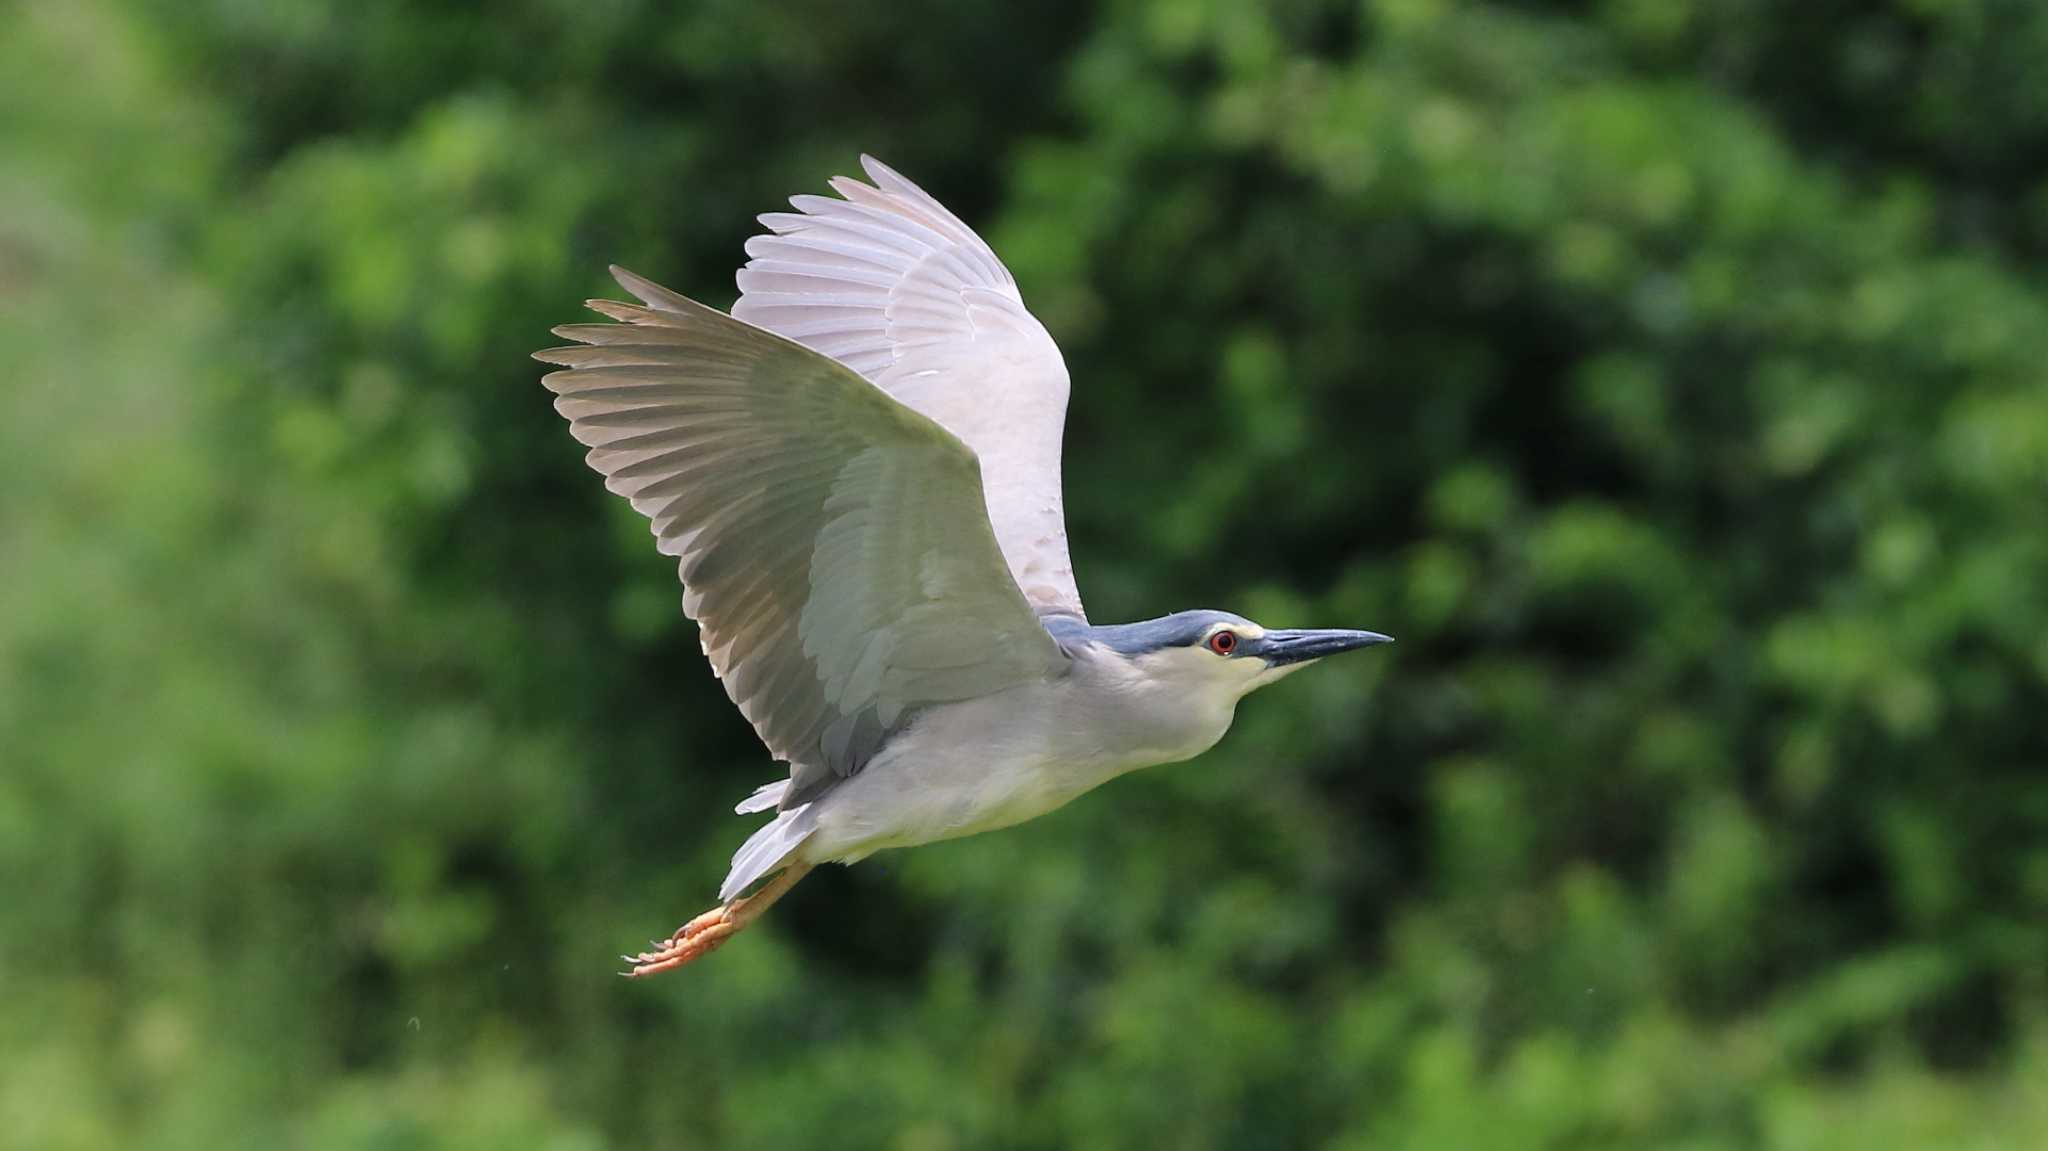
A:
720;805;817;902
734;780;788;815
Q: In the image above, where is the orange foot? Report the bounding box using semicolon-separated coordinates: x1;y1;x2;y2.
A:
621;912;739;977
618;862;812;979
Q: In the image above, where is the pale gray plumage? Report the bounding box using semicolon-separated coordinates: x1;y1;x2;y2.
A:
732;156;1084;617
537;157;1391;971
538;268;1064;815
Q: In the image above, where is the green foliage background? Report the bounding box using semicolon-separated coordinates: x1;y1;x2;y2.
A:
5;1;2046;1147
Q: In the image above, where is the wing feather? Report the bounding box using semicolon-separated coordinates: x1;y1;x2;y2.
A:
537;267;1067;807
731;155;1087;619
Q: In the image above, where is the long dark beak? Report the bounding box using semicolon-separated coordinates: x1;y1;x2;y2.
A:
1255;628;1394;667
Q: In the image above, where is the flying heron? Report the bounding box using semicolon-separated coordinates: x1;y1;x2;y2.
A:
534;156;1393;976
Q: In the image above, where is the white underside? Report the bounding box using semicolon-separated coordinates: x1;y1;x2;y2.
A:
719;644;1255;901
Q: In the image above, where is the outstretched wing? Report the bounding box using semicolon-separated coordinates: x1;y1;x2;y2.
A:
731;155;1087;619
536;267;1067;807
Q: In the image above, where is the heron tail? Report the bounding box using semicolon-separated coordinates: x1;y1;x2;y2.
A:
720;804;817;902
733;779;788;815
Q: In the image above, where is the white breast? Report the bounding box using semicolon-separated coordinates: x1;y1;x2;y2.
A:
799;649;1242;864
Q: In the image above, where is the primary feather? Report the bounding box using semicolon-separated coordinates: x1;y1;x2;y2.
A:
732;155;1086;620
535;268;1067;809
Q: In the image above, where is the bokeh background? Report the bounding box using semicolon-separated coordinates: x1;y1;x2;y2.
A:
5;1;2047;1147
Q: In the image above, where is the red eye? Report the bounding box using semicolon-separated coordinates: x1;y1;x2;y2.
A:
1207;630;1238;655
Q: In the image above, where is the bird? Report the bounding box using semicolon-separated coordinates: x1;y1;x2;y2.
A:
534;156;1393;977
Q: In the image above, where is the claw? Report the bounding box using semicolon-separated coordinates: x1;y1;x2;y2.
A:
626;954;688;978
616;864;813;980
623;942;686;975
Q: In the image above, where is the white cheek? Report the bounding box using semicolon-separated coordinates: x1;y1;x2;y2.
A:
1212;659;1269;699
1138;649;1240;692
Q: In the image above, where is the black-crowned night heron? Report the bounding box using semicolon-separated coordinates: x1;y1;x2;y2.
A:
535;157;1392;976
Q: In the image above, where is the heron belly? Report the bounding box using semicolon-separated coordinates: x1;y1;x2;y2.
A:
798;696;1143;863
793;670;1236;865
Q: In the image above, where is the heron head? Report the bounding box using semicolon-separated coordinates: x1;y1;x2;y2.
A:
1074;610;1393;700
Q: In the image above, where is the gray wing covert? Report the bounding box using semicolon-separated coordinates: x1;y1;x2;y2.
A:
536;267;1067;806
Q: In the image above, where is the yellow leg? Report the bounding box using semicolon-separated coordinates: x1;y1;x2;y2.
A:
621;863;813;978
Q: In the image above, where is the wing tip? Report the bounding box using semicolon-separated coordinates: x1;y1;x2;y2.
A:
606;266;729;324
609;264;661;304
827;174;873;202
583;297;635;321
858;153;899;186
